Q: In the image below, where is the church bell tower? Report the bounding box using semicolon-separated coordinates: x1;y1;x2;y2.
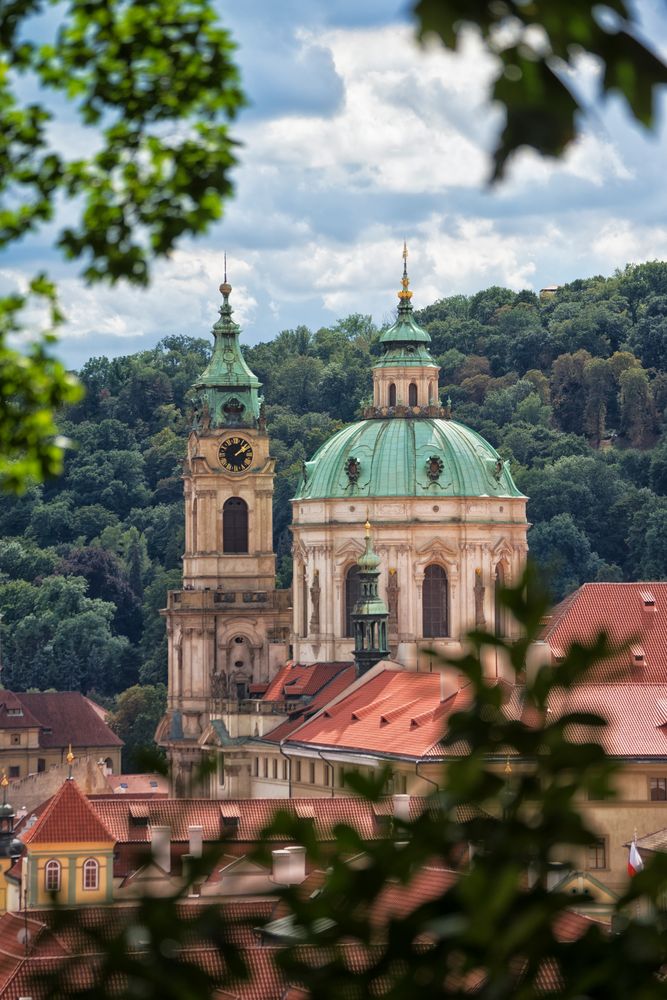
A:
158;272;290;796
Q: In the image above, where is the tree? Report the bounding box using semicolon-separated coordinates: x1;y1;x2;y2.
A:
528;513;607;600
619;366;655;447
110;684;167;772
0;575;135;692
0;0;243;491
414;0;667;179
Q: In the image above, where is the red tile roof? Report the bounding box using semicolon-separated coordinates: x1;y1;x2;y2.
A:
283;669;471;759
21;779;115;846
544;683;667;757
542;582;667;683
263;666;357;743
86;796;432;849
263;663;352;702
11;691;122;748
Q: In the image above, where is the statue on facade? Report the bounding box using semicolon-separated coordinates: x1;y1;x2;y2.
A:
309;569;321;632
210;671;227;700
474;569;486;626
200;399;212;432
387;568;399;629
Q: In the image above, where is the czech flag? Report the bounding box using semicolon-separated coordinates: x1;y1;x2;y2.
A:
628;840;644;876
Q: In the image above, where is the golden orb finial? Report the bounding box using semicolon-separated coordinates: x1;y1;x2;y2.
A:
1;774;8;789
66;744;74;765
364;519;372;538
398;242;412;302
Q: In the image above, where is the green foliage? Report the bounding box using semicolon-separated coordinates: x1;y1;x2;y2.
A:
260;567;667;998
0;0;242;492
109;683;167;771
413;0;667;179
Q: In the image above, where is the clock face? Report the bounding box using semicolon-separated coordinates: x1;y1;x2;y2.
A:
219;436;253;473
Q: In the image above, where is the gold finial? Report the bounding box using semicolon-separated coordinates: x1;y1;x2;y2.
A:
364;519;371;538
398;242;412;302
504;756;512;775
66;744;74;765
1;774;8;789
219;252;232;297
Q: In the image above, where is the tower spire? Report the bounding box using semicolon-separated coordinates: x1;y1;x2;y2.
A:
352;522;389;677
398;241;413;309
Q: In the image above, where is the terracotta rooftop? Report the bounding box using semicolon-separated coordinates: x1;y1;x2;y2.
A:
542;582;667;682
282;669;471;760
263;662;353;702
102;773;170;796
21;779;115;846
262;665;357;743
88;796;432;847
3;691;122;748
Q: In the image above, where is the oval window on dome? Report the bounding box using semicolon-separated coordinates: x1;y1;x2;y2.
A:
423;565;448;638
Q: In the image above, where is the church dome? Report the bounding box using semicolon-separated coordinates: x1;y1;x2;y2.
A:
295;416;525;501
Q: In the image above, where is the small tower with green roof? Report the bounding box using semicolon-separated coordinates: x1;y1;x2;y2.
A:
190;269;263;431
369;243;443;414
352;522;390;677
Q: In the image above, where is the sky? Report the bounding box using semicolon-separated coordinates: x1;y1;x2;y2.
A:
4;0;667;368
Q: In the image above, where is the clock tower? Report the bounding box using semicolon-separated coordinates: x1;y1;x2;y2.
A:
159;276;291;796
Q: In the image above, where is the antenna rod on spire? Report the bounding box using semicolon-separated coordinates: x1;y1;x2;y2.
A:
224;252;227;284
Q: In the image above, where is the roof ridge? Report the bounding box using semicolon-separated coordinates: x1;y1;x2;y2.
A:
22;780;115;845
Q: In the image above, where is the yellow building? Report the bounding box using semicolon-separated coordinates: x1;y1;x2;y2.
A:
20;779;115;908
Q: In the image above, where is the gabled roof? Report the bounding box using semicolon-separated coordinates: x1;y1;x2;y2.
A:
263;662;352;702
542;582;667;682
11;691;122;747
262;665;357;744
283;669;471;760
21;780;115;846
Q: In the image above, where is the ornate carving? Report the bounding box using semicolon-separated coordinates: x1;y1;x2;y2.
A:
345;456;361;484
210;672;227;700
474;569;486;627
309;570;321;632
426;455;444;482
387;569;399;628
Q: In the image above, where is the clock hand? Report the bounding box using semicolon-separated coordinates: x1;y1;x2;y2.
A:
237;444;250;454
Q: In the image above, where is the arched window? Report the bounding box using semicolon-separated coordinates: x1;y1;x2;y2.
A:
192;497;198;552
344;565;362;637
223;497;248;553
104;757;113;773
495;565;505;638
429;381;436;404
388;383;397;407
83;858;99;890
408;383;418;406
422;565;448;638
45;859;61;892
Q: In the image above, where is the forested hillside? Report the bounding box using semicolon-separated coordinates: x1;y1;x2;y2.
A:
1;261;666;701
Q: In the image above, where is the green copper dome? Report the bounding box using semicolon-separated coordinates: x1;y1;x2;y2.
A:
295;418;525;500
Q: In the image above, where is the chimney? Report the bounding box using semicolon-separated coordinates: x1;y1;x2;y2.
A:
284;845;306;883
271;849;292;884
188;825;203;859
392;794;411;822
640;590;657;631
150;825;171;874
